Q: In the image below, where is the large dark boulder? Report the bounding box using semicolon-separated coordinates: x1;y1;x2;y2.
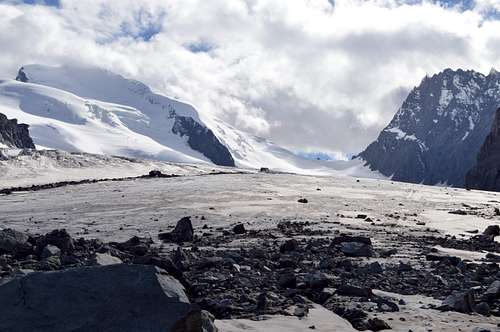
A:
466;108;500;191
0;113;35;149
0;228;33;257
0;264;196;332
159;217;194;243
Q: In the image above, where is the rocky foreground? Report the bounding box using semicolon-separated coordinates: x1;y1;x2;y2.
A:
0;171;499;331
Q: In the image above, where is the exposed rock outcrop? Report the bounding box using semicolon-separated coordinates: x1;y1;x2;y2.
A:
466;108;500;191
359;68;500;187
172;115;235;167
0;264;195;332
0;112;35;149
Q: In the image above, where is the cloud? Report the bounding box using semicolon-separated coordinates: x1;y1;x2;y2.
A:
1;0;500;157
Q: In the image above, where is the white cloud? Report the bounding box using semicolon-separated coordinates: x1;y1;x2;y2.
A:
1;0;500;156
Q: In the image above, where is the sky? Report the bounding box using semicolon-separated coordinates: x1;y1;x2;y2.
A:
1;0;500;159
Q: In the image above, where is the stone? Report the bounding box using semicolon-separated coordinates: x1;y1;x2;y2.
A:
331;235;372;245
0;229;32;256
483;225;500;237
474;302;491;316
41;244;61;260
172;310;218;332
482;280;500;302
280;239;299;253
159;217;194;243
440;290;475;313
366;318;391;331
471;328;491;332
340;242;373;257
298;198;308;204
0;264;194;332
278;272;297;289
304;272;329;290
233;224;246;235
37;229;74;253
426;252;461;266
337;285;373;298
90;253;123;266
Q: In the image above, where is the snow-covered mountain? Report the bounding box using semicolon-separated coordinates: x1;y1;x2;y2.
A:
359;68;500;187
3;64;235;166
0;64;378;176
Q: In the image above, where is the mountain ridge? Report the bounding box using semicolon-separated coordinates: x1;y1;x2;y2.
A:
358;67;500;187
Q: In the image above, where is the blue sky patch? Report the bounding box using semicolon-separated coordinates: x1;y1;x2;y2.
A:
186;41;215;54
10;0;60;7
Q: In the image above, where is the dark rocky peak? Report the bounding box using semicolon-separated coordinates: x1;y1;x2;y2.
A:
15;67;29;83
359;68;500;187
0;113;35;149
465;108;500;191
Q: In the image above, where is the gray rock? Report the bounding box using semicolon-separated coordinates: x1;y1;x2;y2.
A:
233;224;246;235
37;229;74;253
474;302;491;316
340;242;374;257
159;217;194;243
471;328;491;332
41;244;61;260
337;285;373;298
482;280;500;302
90;253;123;266
483;225;500;236
280;239;299;253
441;290;475;313
0;264;194;332
172;310;218;332
304;272;329;290
0;229;32;256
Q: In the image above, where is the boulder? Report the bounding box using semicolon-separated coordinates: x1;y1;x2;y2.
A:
37;229;74;253
426;252;461;266
482;280;500;302
0;229;32;256
340;242;374;257
280;239;299;253
90;253;123;266
159;217;194;243
440;290;475;313
0;264;194;332
41;244;61;260
172;310;218;332
337;285;373;298
483;225;500;237
233;224;246;235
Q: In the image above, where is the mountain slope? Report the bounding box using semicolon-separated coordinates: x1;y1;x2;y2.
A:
1;65;239;166
0;112;35;149
359;68;500;187
465;107;500;191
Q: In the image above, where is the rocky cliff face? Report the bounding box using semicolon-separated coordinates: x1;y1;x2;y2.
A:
0;113;35;149
172;115;235;167
465;108;500;191
359;68;500;187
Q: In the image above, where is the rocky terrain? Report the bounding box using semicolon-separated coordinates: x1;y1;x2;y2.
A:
0;112;35;149
0;170;499;331
360;68;500;187
467;108;500;192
